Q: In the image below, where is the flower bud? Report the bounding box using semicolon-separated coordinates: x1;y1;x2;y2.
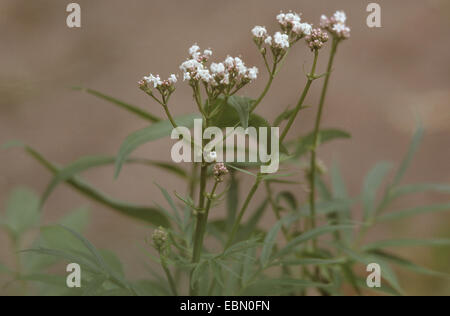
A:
152;226;168;252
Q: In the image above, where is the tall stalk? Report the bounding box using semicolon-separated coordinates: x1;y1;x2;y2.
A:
309;38;340;234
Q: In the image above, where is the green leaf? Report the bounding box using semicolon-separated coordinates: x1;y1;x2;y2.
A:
275;191;298;211
368;250;450;279
260;221;283;267
276;258;346;267
336;245;404;295
115;113;200;177
73;87;161;122
362;162;393;222
4;187;40;238
289;129;351;158
82;275;107;296
389;183;450;200
59;207;90;232
378;202;450;222
227;95;253;129
330;162;352;244
275;225;353;259
392;123;424;186
362;238;450;251
4;142;170;227
273;107;295;127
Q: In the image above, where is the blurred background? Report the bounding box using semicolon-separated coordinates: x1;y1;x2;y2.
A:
0;0;449;295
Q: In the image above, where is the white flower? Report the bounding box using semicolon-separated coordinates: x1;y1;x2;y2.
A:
251;25;267;38
203;49;212;57
168;74;177;84
220;73;230;85
277;11;301;27
273;32;290;49
189;44;200;58
332;23;351;38
320;15;330;28
198;68;212;82
264;36;272;45
333;11;346;24
293;22;312;36
183;72;191;81
143;74;162;88
210;62;225;74
247;67;258;80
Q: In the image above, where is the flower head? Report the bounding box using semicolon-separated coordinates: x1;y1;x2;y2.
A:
139;73;177;98
213;162;228;182
152;227;168;252
305;28;329;51
320;10;351;40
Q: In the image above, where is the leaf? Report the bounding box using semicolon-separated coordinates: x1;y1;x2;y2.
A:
362;162;393;222
275;191;298;211
82;275;107;296
227;95;253;129
337;245;404;295
362;238;450;251
4;187;40;238
368;250;450;279
389;183;450;200
276;258;346;267
73;87;161;122
59;207;90;232
275;225;353;259
378;203;450;222
260;221;283;267
4;142;170;227
115;113;200;177
289;129;351;158
392;123;424;187
330;162;352;244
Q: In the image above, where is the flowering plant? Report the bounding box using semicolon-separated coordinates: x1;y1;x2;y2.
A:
2;9;449;297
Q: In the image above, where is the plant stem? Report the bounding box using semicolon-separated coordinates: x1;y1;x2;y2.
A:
279;50;319;143
225;175;262;249
265;181;290;240
309;38;340;236
162;104;178;129
190;178;219;295
160;256;178;296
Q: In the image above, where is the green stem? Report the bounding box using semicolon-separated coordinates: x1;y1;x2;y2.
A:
225;175;262;249
160;256;178;296
190;178;219;295
279;50;319;143
162;104;178;129
265;181;290;240
309;38;340;236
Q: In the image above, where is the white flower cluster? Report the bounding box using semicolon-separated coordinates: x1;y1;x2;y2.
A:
320;10;351;39
251;11;312;57
180;44;258;93
276;11;312;37
139;73;177;96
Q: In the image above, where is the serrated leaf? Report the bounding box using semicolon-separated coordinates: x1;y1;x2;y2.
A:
114;113;200;177
73;87;161;122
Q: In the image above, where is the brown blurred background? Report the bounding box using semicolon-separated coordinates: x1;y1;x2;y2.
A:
0;0;449;295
